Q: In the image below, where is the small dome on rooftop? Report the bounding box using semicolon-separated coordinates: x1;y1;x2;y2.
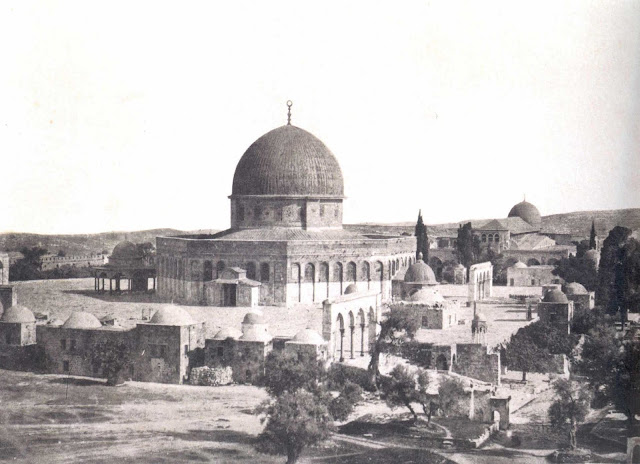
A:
213;327;243;340
565;282;588;295
242;310;265;325
404;259;437;285
344;284;358;294
512;261;527;269
474;312;488;322
0;305;36;323
149;305;194;325
62;311;102;329
407;288;445;305
542;288;569;303
291;328;325;344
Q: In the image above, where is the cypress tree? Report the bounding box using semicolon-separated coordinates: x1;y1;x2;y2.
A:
414;210;429;262
589;220;597;250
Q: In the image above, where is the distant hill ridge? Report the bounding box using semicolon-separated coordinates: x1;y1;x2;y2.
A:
0;229;219;256
347;208;640;238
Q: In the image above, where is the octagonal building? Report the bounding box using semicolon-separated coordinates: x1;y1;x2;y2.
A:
156;116;415;307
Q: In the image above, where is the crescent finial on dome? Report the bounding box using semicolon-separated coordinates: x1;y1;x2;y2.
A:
287;100;292;125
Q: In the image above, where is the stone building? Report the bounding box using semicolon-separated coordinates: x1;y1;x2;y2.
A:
284;328;328;360
156;114;415;307
322;287;382;362
94;241;157;293
36;305;205;384
205;310;273;384
0;304;40;370
506;262;560;287
537;288;574;334
564;282;595;311
0;252;9;284
468;262;493;302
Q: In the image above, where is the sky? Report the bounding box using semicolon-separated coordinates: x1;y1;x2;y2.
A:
0;1;638;234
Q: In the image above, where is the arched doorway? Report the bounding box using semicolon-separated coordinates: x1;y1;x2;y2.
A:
291;263;301;303
436;354;448;371
333;262;343;296
527;258;541;266
632;444;640;463
304;263;315;302
429;257;443;281
319;262;329;299
492;410;501;425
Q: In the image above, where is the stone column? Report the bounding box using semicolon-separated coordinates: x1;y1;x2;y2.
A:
360;323;366;356
350;325;355;359
339;328;345;362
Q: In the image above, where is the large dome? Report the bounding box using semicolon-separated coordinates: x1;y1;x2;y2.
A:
404;260;437;285
1;305;36;323
62;311;102;329
149;305;194;325
508;201;541;228
232;125;344;197
110;241;142;260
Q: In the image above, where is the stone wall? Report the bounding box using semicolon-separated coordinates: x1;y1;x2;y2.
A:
205;338;272;385
507;265;559;287
0;321;36;346
567;293;595;311
156;234;414;306
453;343;501;385
189;366;233;386
0;253;9;284
537;301;574;334
0;285;16;311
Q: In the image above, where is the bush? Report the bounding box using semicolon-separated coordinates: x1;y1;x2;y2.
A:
327;363;376;392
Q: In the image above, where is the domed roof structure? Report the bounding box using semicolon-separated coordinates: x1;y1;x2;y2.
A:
404;259;437;285
543;288;569;303
508;200;541;228
291;328;325;344
110;241;142;259
565;282;588;295
62;311;102;329
242;310;265;325
231;125;344;197
512;261;527;269
213;327;243;340
344;284;358;294
0;305;36;323
149;305;194;325
407;288;445;305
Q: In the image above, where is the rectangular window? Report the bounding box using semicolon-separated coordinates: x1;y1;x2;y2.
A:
184;344;189;355
421;316;429;328
531;279;536;286
63;361;70;372
70;339;77;351
61;339;67;350
510;278;514;286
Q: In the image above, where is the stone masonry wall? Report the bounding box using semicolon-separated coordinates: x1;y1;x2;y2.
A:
453;343;501;385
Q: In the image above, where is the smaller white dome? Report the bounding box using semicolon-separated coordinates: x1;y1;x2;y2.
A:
149;305;194;325
291;328;325;345
213;327;243;340
62;311;102;329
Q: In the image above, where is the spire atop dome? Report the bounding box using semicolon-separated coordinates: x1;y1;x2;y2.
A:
287;100;292;125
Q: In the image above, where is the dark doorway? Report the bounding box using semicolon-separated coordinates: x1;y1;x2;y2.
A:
223;284;236;306
436;354;449;371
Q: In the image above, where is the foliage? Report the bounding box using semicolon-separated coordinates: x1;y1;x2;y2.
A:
263;350;326;396
381;365;419;421
56;249;66;257
9;247;48;281
570;306;611;335
414;210;429;263
455;222;474;270
553;255;598;291
415;369;437;424
596;226;632;313
502;321;578;381
368;306;421;387
327;363;376;392
615;238;640;315
328;381;363;421
437;377;466;417
91;340;131;386
256;390;334;464
136;242;156;264
548;379;592;451
589;221;597;250
611;339;640;424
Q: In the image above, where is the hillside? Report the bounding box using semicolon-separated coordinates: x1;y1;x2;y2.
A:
0;229;219;256
347;208;640;238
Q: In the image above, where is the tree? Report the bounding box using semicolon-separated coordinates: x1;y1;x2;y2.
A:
327;380;363;421
9;246;48;281
257;390;333;464
416;369;437;424
576;324;620;400
553;255;598;291
414;210;429;263
597;226;632;313
615;238;640;318
456;222;474;270
437;377;466;417
381;365;419;421
589;220;597;250
368;307;421;387
136;242;156;265
56;249;66;257
611;339;640;427
548;379;592;451
91;340;131;386
264;350;326;396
